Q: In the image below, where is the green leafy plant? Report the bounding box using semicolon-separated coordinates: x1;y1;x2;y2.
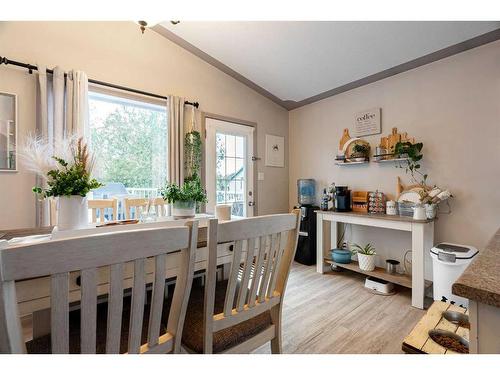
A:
160;179;207;204
352;143;370;158
184;130;202;184
393;141;428;186
30;138;102;198
350;243;376;256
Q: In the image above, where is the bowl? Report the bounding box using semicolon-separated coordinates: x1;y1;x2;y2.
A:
428;329;469;353
331;249;352;264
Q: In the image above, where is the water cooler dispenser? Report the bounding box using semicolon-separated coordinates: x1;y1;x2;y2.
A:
294;179;319;266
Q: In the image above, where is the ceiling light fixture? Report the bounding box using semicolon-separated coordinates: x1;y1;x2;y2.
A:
170;21;180;25
137;20;148;34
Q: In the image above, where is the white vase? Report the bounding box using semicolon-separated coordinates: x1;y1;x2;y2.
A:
172;200;196;218
57;195;89;231
357;253;376;271
413;204;427;220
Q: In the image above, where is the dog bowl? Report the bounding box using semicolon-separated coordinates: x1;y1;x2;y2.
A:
442;311;470;329
428;329;469;353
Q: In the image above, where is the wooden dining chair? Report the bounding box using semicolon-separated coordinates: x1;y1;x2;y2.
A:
0;222;198;354
88;199;118;223
124;198;166;219
151;197;167;217
124;198;148;220
181;210;300;354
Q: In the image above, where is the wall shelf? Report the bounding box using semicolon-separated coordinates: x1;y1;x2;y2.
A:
372;157;408;164
334;160;369;166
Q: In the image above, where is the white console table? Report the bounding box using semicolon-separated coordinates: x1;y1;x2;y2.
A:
316;211;434;309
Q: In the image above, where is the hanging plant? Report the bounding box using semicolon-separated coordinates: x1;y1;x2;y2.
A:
184;130;202;183
184;105;202;184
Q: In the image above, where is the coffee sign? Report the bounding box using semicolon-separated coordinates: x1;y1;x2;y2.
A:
354;108;381;137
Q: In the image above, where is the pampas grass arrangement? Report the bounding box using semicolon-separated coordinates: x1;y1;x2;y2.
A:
20;135;102;198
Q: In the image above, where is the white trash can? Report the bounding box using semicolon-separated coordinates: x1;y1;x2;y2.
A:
430;243;478;307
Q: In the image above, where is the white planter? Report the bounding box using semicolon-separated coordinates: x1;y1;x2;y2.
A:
425;203;437;219
357;253;376;271
172;200;196;218
57;195;89;231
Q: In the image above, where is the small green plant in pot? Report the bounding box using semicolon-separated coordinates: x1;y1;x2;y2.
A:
351;243;377;271
351;143;370;161
160;179;207;218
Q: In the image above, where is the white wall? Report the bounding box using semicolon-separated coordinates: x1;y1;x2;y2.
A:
289;40;500;277
0;21;290;229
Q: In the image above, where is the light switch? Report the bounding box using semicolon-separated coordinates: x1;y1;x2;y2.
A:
258;172;264;181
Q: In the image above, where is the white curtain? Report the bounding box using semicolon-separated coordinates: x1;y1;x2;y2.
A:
167;95;185;186
35;65;89;226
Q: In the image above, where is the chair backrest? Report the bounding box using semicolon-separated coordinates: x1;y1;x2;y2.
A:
0;222;198;354
124;198;166;219
124;198;148;220
88;199;118;223
151;197;167;217
203;210;300;353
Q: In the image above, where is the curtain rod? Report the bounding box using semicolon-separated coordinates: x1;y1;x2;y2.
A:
0;55;199;108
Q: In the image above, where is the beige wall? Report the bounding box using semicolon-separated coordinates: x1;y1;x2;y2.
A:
289;40;500;277
0;21;290;229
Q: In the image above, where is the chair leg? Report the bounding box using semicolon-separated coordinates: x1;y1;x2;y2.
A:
270;306;282;354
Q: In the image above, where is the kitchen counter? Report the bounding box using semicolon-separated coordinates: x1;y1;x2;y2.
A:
453;228;500;308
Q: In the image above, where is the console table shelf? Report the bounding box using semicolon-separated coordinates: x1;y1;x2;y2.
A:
324;258;432;289
316;210;435;309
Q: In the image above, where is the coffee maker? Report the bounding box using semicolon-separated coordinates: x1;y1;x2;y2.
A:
294;179;319;266
334;186;352;212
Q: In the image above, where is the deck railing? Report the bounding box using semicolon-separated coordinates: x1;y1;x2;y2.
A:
125;187;160;198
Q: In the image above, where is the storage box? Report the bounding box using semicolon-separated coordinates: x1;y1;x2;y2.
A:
352;191;369;213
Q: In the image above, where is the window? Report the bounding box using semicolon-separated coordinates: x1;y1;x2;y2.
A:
216;133;246;217
89;91;168;199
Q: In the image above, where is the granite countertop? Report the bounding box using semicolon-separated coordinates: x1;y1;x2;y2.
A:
453;228;500;308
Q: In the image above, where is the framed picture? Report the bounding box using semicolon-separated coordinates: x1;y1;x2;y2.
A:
354;107;381;137
265;134;284;168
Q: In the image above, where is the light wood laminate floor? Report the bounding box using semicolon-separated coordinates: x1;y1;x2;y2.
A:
253;262;425;354
21;263;425;353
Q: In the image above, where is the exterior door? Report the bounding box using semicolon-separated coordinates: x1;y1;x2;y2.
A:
206;117;255;217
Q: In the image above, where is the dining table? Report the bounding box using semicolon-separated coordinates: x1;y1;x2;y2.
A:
0;215;236;339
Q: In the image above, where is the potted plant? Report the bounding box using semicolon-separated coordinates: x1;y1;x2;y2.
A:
393;141;427;186
351;242;377;271
351;143;370;161
393;141;452;218
160;179;207;218
24;136;102;230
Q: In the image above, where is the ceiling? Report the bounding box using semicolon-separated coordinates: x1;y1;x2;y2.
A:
157;21;500;109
